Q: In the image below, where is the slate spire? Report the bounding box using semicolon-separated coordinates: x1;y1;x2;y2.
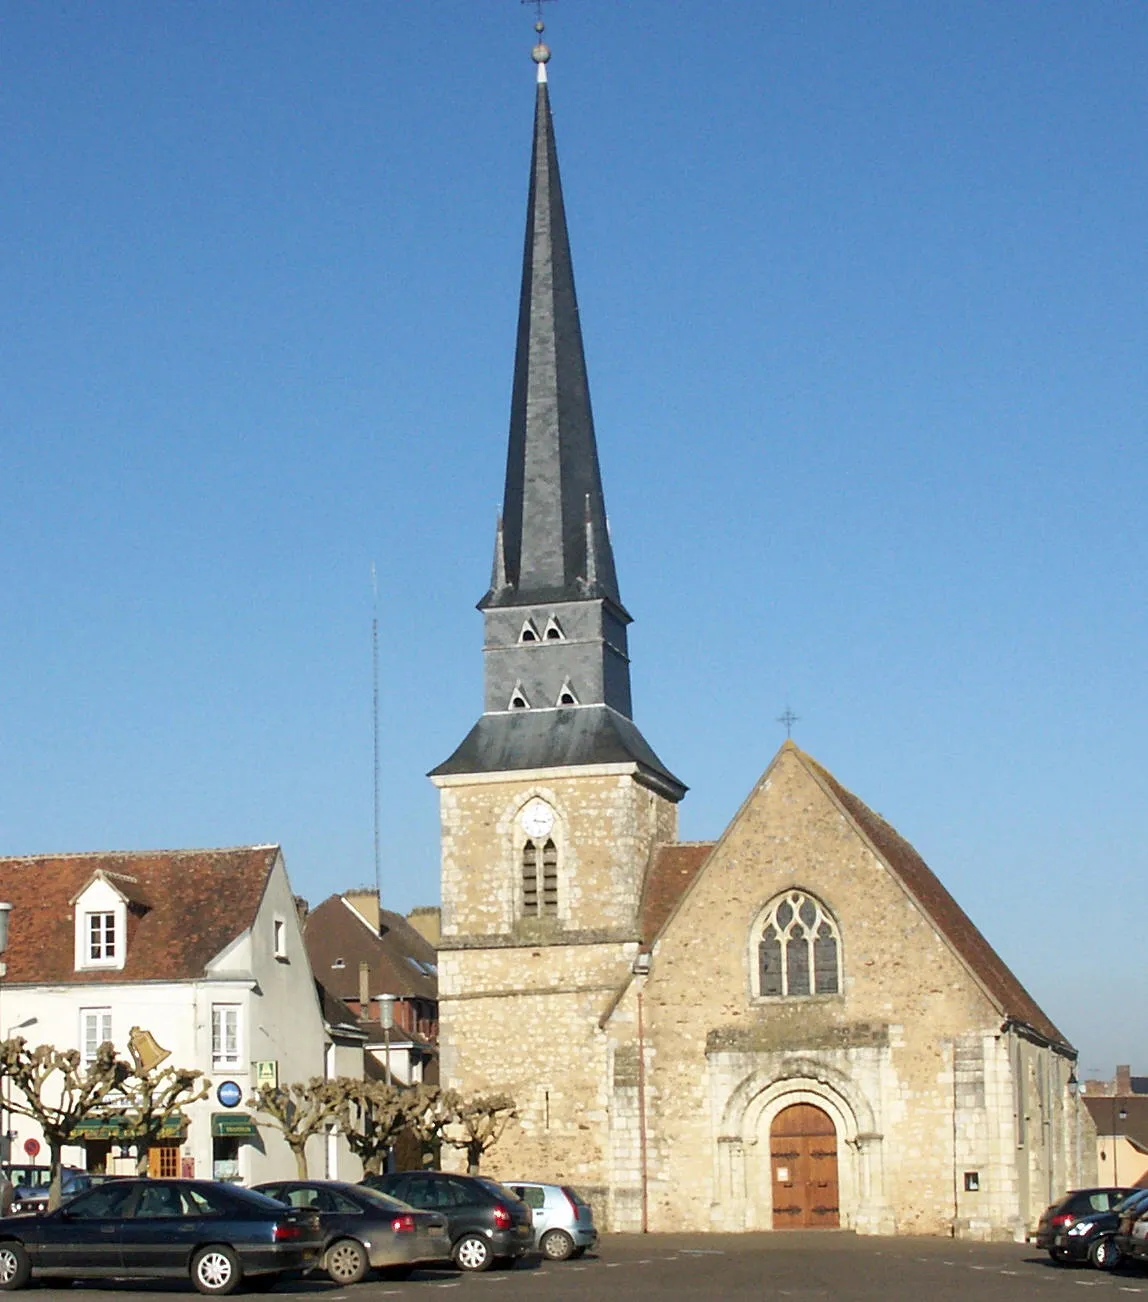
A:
481;51;620;611
431;43;685;803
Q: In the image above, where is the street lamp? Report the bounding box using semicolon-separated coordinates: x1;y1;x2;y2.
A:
1113;1099;1128;1185
378;994;396;1087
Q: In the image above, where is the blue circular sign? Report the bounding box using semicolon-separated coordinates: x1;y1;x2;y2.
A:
216;1080;243;1108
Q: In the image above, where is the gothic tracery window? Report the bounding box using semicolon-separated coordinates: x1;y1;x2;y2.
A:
756;890;840;997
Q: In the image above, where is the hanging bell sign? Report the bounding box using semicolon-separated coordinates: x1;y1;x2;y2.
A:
128;1026;171;1074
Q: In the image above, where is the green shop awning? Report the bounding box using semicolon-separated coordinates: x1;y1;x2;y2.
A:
211;1112;259;1139
73;1115;187;1140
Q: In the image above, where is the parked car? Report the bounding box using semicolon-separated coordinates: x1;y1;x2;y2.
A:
1044;1187;1148;1270
1030;1187;1133;1262
362;1171;532;1272
1117;1194;1148;1267
11;1172;124;1216
0;1177;324;1294
504;1181;597;1260
253;1179;450;1283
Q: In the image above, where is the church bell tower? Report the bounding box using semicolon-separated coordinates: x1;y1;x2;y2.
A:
430;33;684;1175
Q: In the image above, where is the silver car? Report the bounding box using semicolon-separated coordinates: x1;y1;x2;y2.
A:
505;1182;598;1261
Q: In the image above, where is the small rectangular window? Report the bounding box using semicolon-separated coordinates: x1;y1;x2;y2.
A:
273;917;287;959
964;1171;980;1192
211;1004;241;1067
80;1008;113;1065
87;912;116;961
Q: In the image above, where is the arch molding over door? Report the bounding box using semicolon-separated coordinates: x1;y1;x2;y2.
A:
770;1102;839;1229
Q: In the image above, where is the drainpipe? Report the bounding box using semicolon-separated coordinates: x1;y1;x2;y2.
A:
637;988;648;1234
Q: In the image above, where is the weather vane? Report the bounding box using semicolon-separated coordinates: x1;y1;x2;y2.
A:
777;706;799;738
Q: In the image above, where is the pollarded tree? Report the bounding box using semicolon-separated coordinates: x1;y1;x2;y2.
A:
0;1037;128;1209
447;1091;517;1175
335;1079;418;1176
117;1064;212;1176
406;1084;455;1170
248;1078;344;1178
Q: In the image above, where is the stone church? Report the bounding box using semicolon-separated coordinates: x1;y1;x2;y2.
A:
429;40;1088;1240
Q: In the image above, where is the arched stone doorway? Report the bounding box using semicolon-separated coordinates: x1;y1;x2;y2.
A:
769;1101;840;1228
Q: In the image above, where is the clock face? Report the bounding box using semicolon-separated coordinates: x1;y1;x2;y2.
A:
520;798;555;839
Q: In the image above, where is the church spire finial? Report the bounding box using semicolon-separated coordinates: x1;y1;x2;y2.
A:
524;1;553;81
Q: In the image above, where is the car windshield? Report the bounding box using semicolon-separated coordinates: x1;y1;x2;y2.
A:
562;1185;590;1206
353;1186;413;1214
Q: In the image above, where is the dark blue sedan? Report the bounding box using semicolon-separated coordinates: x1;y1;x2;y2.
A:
0;1178;324;1294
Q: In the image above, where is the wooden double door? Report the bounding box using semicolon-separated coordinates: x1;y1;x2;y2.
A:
770;1102;840;1228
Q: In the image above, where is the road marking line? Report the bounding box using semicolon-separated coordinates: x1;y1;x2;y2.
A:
606;1262;623;1268
1000;1269;1020;1275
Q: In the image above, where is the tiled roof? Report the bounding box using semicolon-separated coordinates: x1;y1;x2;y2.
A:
304;896;438;1004
0;846;279;985
1084;1095;1148;1159
639;843;714;948
797;745;1071;1050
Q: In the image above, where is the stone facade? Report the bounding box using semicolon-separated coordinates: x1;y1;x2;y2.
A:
434;744;1088;1240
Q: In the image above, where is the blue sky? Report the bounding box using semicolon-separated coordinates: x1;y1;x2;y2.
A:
2;2;1144;1075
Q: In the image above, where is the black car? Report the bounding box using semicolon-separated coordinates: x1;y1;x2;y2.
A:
1030;1186;1133;1262
1045;1188;1148;1269
362;1171;533;1272
11;1172;125;1216
0;1177;323;1294
254;1179;450;1283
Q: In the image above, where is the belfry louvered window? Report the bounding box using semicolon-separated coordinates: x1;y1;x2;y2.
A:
522;839;558;917
756;890;840;997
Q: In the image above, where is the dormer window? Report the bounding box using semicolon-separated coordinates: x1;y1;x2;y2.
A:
72;870;132;972
543;616;565;641
518;619;541;644
88;912;116;962
509;682;531;709
556;679;579;706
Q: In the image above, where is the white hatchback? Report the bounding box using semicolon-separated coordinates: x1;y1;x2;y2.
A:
504;1182;598;1261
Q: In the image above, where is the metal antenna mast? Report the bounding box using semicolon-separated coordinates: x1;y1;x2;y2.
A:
371;561;381;902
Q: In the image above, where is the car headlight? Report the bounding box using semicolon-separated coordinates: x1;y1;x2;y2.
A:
1067;1222;1096;1237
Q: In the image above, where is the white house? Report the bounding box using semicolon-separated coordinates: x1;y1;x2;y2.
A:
0;845;361;1184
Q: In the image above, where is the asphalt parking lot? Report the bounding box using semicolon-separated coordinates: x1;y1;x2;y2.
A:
27;1233;1148;1302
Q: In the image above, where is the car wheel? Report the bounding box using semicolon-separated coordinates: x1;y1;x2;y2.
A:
326;1238;369;1286
453;1234;494;1272
1090;1237;1121;1271
191;1245;242;1296
0;1242;31;1291
541;1229;575;1261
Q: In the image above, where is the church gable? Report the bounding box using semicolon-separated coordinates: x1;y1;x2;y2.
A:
646;742;1023;1036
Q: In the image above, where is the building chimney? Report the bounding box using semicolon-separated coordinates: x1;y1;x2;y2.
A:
358;961;372;1017
1116;1065;1132;1096
345;888;381;934
407;906;441;947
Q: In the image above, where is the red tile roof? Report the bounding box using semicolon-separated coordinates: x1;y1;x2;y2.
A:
0;846;279;985
303;896;438;1004
639;843;714;948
